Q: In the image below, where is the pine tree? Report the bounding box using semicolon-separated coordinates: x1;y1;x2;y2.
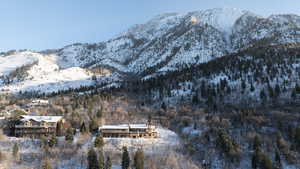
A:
295;84;300;93
268;85;274;99
65;128;74;143
121;146;130;169
94;135;104;148
56;121;63;136
98;150;105;169
275;84;281;99
89;119;98;133
260;89;266;104
295;126;300;149
291;89;297;100
250;83;255;92
275;149;282;169
134;148;144;169
241;80;246;93
253;135;261;151
87;148;99;169
48;135;57;147
161;102;166;111
251;150;258;169
261;153;273;169
200;81;207;98
42;160;53;169
192;94;199;104
12;143;19;157
80;122;88;133
97;107;104;118
206;95;214;109
105;156;112;169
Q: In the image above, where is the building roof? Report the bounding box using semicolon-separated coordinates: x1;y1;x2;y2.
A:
129;124;148;129
99;124;129;130
20;115;63;123
99;124;152;130
31;99;49;104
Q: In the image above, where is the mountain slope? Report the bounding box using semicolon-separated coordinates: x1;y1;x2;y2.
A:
0;51;102;95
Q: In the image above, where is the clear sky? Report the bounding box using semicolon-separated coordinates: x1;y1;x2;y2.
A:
0;0;299;52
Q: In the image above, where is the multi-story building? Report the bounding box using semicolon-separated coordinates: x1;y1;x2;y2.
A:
15;115;63;138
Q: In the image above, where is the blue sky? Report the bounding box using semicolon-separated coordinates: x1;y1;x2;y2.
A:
0;0;299;52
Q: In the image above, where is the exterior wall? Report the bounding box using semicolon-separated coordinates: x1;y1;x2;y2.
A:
15;127;56;138
100;126;158;138
15;121;59;138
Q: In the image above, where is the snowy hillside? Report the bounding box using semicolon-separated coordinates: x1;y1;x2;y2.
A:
0;51;100;95
0;52;38;77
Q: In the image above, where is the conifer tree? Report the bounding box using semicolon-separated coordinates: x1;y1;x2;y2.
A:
161;102;166;111
89;119;98;133
56;121;63;136
275;149;282;169
80;122;88;133
275;84;281;99
42;159;53;169
295;126;300;149
12;143;19;157
250;83;255;92
65;128;74;143
251;150;259;169
105;156;112;169
241;80;246;93
268;86;274;99
291;89;297;100
261;153;273;169
97;107;104;118
260;89;267;104
94;135;105;148
253;135;261;151
192;94;199;104
134;148;144;169
48;135;57;147
98;150;105;169
121;146;130;169
87;148;99;169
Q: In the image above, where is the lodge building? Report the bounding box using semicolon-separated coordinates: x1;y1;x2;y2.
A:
99;124;158;138
15;115;63;138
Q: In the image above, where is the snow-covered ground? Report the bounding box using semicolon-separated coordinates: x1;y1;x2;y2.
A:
0;51;112;95
182;126;202;136
0;51;38;77
79;127;180;154
103;127;180;153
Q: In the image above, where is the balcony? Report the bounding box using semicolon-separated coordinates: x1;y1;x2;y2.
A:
15;125;56;129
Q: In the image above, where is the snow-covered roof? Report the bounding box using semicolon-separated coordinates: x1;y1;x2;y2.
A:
31;99;49;104
20;115;63;123
99;124;152;130
99;124;129;130
129;124;148;129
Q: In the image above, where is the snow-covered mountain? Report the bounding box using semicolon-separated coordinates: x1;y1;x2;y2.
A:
1;8;300;96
